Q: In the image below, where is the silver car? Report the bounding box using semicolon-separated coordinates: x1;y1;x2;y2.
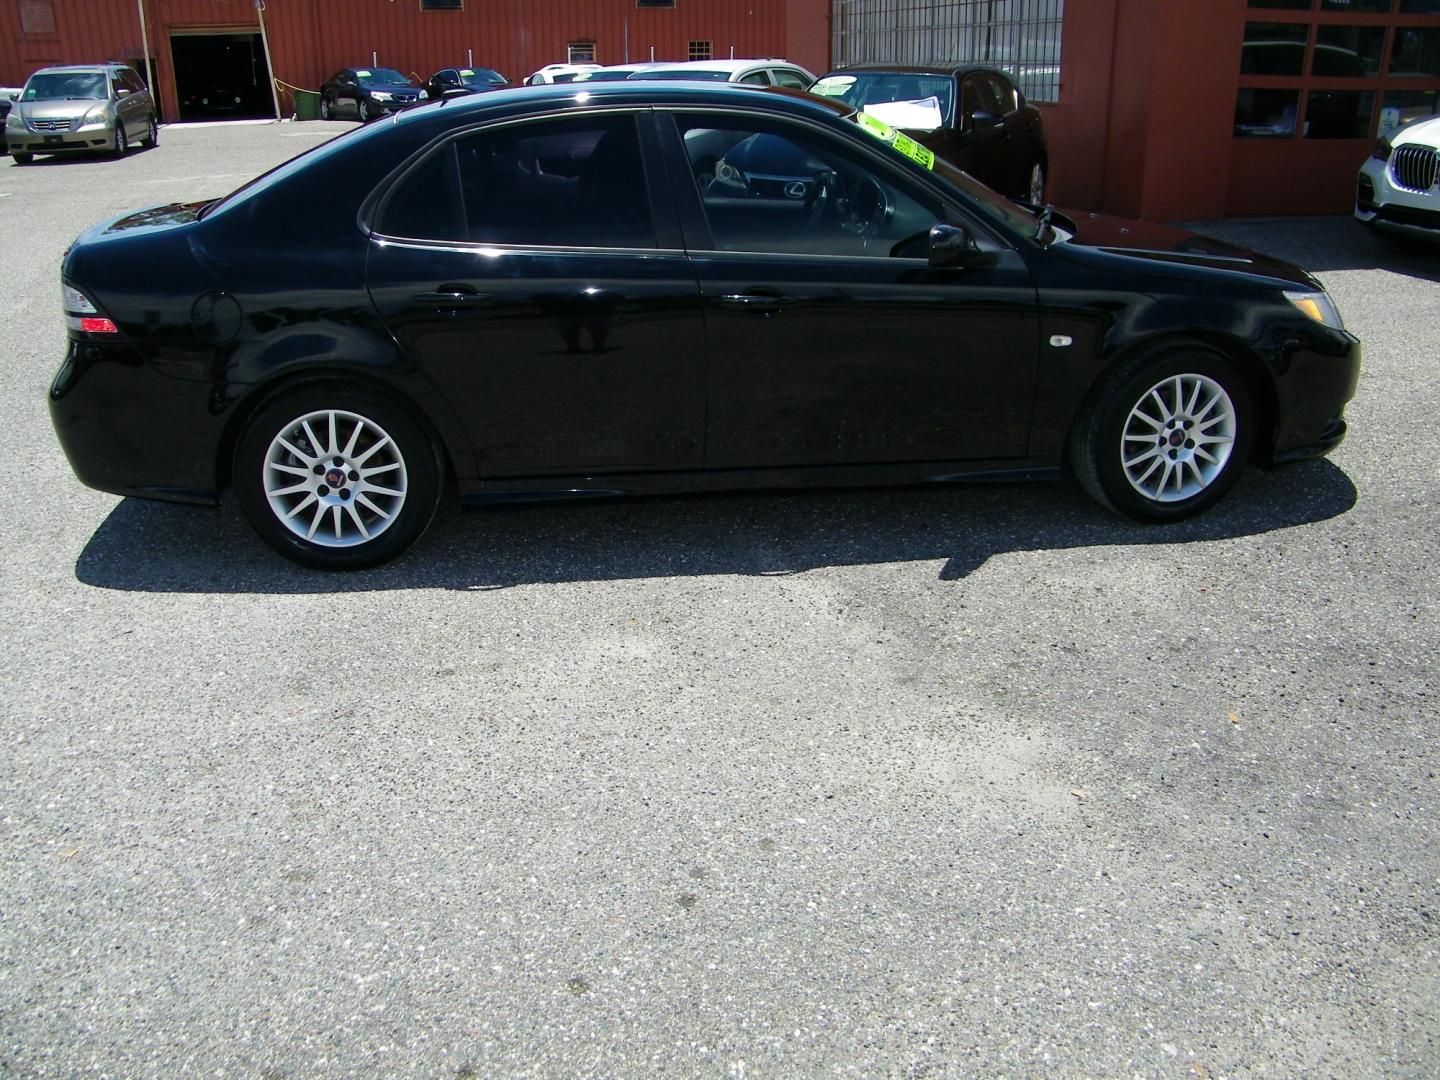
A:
6;64;158;164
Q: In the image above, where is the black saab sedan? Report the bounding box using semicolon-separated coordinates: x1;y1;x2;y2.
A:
50;83;1360;569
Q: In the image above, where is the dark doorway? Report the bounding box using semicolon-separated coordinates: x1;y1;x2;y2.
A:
171;32;273;121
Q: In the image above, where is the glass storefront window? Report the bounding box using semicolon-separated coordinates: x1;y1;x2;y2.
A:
1389;26;1440;74
1314;26;1387;75
1379;89;1439;133
1242;23;1311;75
1304;89;1376;136
1235;88;1301;136
1399;1;1440;12
1321;0;1391;11
1249;0;1313;8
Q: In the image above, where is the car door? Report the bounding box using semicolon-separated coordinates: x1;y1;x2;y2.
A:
659;110;1039;468
366;109;708;475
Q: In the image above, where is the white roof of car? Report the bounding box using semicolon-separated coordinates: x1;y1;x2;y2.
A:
646;59;800;73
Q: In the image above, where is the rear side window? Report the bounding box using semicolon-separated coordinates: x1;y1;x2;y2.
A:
379;114;657;248
771;69;810;89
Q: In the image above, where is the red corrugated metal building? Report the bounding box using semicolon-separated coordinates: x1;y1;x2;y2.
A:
1;0;831;122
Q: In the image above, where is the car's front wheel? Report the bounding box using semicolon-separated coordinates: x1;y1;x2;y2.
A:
1070;343;1255;521
113;123;128;157
11;152;33;165
234;383;443;569
358;98;373;122
319;95;332;120
1027;162;1046;206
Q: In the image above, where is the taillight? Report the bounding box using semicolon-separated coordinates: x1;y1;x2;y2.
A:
62;281;120;336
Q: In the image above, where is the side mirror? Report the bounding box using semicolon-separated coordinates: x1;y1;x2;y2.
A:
928;222;982;268
116;88;131;98
966;110;1001;133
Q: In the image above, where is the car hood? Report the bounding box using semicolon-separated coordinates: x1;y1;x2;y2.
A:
1391;114;1440;148
17;98;109;120
1053;210;1320;290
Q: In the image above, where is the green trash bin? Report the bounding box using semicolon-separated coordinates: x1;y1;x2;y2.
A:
293;89;321;121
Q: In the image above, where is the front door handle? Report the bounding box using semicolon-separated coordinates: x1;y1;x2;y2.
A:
415;285;493;312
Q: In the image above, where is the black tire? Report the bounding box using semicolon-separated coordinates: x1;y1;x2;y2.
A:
234;381;443;569
1069;342;1255;522
358;97;373;123
319;95;332;120
141;115;158;148
11;152;33;165
1027;162;1046;205
113;123;128;157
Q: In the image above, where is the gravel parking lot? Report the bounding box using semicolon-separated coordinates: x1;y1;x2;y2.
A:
1;119;1437;1078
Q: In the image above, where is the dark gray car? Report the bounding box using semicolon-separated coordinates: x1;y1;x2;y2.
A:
6;64;158;164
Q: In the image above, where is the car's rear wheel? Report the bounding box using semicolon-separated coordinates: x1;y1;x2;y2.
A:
11;152;33;165
141;115;158;148
234;383;443;569
1070;343;1255;521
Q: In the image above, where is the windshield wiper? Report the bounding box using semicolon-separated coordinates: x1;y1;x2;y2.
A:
1034;204;1056;245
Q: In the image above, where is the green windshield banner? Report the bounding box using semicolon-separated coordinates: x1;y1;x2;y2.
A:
855;111;936;170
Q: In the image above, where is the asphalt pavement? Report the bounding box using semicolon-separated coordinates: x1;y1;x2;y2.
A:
1;119;1437;1078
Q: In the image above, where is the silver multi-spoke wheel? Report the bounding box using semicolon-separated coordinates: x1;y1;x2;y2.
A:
262;409;408;548
1028;163;1045;205
1121;373;1236;503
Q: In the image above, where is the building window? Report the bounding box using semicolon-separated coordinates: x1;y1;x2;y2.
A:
1235;2;1440;140
831;0;1064;103
420;0;464;9
568;42;596;64
688;40;712;61
18;0;57;36
637;0;677;7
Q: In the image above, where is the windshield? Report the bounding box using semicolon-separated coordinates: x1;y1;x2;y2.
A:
355;69;411;87
843;111;1039;236
638;69;732;81
812;72;955;130
459;69;505;86
23;72;107;101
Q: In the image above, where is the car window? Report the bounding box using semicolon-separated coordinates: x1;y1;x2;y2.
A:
962;74;1005;117
983;74;1018;114
675;115;945;258
379;114;657;249
811;73;956;130
770;69;810;89
738;72;770;85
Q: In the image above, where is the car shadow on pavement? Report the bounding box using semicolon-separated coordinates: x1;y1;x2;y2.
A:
74;459;1357;594
1181;215;1440;283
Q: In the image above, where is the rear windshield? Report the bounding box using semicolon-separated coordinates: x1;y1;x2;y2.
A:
812;73;955;130
637;69;732;81
356;69;411;87
23;72;107;101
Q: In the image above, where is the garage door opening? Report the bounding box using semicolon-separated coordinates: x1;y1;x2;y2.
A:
171;32;274;122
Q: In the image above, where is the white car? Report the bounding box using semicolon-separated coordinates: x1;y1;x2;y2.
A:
628;59;816;89
524;64;602;86
1356;114;1440;242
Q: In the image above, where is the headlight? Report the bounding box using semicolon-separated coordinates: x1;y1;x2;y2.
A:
4;111;21;130
369;91;392;102
78;104;110;128
418;90;429;100
1284;290;1344;330
1373;137;1392;162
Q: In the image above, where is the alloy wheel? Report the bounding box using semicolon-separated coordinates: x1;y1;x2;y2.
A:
261;408;408;548
1120;373;1237;503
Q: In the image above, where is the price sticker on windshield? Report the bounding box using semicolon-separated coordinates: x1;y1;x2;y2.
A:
856;111;936;170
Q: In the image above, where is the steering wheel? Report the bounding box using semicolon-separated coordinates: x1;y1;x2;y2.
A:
840;176;892;238
803;169;839;232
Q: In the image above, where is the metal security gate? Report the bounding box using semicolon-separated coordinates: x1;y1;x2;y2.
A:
831;0;1064;103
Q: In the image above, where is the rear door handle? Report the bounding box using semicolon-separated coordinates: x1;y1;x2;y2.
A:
719;292;792;312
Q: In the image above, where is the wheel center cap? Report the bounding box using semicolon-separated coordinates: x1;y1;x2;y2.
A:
324;467;346;487
1168;430;1186;447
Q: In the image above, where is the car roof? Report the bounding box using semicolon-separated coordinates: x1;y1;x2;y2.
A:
644;59;803;73
31;64;127;75
827;63;1013;80
401;79;850;123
